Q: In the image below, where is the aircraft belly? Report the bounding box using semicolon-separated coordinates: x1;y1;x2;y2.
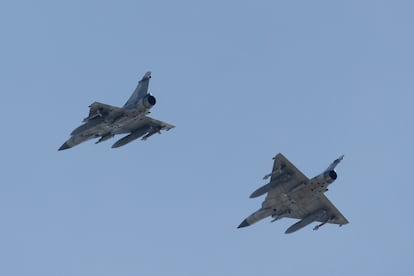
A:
111;116;148;135
263;179;321;219
290;187;326;208
73;116;142;137
264;193;307;218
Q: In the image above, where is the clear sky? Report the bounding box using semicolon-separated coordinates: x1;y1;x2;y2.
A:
1;1;413;275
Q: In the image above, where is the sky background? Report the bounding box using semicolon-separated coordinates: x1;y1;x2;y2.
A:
1;1;413;275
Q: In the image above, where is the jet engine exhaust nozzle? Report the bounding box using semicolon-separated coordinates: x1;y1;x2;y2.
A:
143;94;156;108
328;170;337;181
315;170;337;185
323;170;337;183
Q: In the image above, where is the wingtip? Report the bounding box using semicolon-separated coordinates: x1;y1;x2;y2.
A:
273;153;283;160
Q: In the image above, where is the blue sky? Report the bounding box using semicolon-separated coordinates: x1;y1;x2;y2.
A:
1;1;413;275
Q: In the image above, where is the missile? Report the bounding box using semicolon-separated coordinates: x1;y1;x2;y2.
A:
141;128;161;141
95;133;114;144
270;210;290;222
285;209;327;234
112;128;148;148
237;208;273;228
250;172;292;198
249;183;273;198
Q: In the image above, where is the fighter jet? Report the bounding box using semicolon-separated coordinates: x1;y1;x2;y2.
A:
59;71;174;150
238;153;348;234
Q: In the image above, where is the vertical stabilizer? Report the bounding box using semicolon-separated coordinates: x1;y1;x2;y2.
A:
123;71;151;109
325;155;344;171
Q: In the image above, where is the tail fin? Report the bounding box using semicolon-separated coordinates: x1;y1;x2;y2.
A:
123;71;152;109
325;155;344;171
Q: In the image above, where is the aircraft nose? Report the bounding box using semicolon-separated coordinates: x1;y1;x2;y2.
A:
237;219;250;228
58;142;71;151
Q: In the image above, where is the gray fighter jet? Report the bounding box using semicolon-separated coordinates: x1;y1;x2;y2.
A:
59;71;174;150
238;153;348;234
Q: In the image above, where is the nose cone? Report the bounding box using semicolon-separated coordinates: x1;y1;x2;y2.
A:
58;142;71;151
237;219;250;229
